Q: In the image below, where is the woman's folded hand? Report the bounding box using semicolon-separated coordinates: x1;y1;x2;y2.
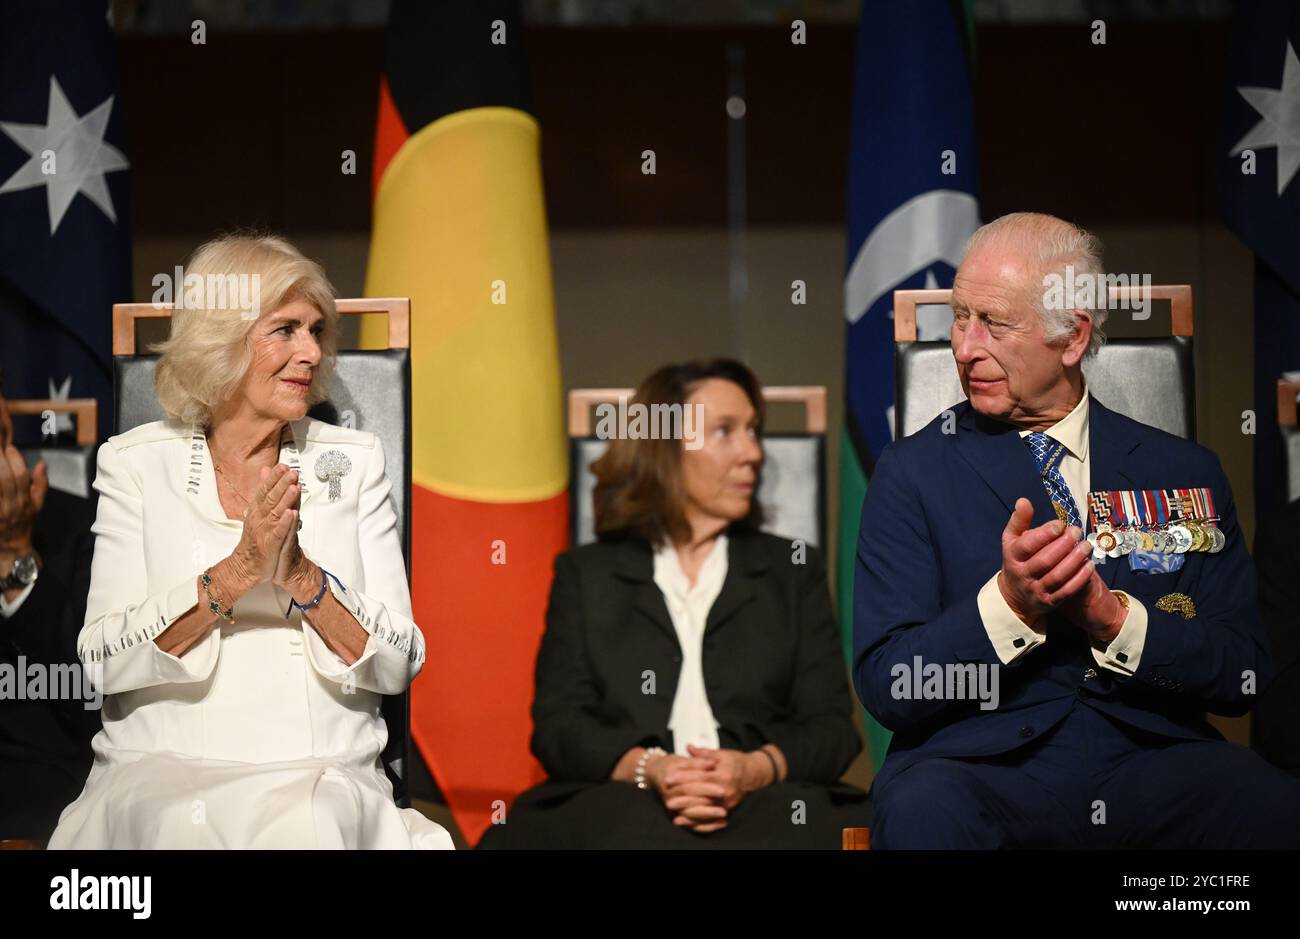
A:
685;745;776;810
229;464;299;589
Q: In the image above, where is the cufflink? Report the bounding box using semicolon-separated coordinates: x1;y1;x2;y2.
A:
1013;637;1026;648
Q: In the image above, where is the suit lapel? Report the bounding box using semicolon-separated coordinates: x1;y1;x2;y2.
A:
286;418;314;560
705;531;767;637
1085;396;1141;589
285;418;314;511
613;530;769;645
952;404;1058;528
182;423;236;528
613;539;678;648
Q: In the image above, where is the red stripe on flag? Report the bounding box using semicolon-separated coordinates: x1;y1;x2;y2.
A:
371;76;409;203
409;483;569;845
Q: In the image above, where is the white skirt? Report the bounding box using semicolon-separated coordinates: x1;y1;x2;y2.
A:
47;749;454;850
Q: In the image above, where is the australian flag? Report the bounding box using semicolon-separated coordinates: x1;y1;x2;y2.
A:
1218;0;1300;524
0;1;131;445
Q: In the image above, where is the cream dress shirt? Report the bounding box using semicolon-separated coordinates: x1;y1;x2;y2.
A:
46;417;452;849
975;388;1149;674
653;535;727;753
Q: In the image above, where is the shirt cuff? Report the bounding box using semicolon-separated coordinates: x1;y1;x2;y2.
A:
0;581;35;618
977;571;1046;664
1091;591;1147;675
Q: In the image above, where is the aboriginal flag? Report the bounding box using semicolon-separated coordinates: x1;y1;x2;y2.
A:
362;0;566;844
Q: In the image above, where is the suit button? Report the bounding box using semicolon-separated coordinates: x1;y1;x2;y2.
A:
672;655;681;663
1019;726;1034;738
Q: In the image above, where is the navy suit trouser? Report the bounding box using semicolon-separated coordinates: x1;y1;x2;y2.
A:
872;701;1300;849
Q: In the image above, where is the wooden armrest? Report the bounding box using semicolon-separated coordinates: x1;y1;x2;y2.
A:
568;385;826;435
6;398;98;446
111;297;411;354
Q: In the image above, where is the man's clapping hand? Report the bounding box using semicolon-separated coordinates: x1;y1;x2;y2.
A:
0;442;44;556
0;394;46;561
997;497;1127;642
997;497;1094;629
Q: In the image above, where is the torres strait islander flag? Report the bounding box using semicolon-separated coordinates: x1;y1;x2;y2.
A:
362;0;567;844
840;0;980;772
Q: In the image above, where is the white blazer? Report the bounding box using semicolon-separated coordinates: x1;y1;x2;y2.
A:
48;417;449;849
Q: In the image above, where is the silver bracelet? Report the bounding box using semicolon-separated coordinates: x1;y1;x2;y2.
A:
634;746;667;789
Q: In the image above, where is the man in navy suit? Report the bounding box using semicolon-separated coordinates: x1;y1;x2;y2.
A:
854;212;1300;848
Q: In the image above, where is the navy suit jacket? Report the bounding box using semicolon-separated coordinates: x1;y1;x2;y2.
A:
853;394;1272;792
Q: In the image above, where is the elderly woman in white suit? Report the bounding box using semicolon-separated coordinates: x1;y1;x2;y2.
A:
48;234;452;849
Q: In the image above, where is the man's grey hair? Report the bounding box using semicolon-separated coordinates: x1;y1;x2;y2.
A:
963;212;1108;357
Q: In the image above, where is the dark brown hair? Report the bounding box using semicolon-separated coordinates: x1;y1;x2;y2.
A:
591;358;765;546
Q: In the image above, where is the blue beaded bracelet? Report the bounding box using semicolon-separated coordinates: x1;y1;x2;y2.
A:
284;567;346;619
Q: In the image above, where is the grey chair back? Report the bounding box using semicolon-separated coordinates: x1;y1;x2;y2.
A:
111;299;415;806
568;387;827;549
893;286;1196;440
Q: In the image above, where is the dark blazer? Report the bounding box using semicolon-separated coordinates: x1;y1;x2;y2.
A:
1252;497;1300;778
854;395;1270;792
0;486;100;838
531;527;861;785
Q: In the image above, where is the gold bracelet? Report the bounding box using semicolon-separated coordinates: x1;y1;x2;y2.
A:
201;569;235;625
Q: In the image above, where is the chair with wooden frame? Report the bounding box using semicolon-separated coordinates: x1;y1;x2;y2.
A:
893;284;1195;441
111;298;416;807
567;385;829;548
8;398;99;499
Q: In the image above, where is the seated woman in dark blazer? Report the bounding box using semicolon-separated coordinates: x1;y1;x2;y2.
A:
482;359;870;848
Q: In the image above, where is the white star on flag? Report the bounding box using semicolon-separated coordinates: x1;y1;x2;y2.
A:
1230;40;1300;196
0;76;129;234
47;375;74;435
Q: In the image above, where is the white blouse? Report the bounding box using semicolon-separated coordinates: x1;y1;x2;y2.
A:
47;417;451;849
652;535;727;754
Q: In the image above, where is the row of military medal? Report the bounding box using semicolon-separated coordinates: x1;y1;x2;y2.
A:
1085;487;1225;561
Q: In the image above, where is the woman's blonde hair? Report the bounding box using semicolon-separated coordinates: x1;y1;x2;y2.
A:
152;233;338;427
